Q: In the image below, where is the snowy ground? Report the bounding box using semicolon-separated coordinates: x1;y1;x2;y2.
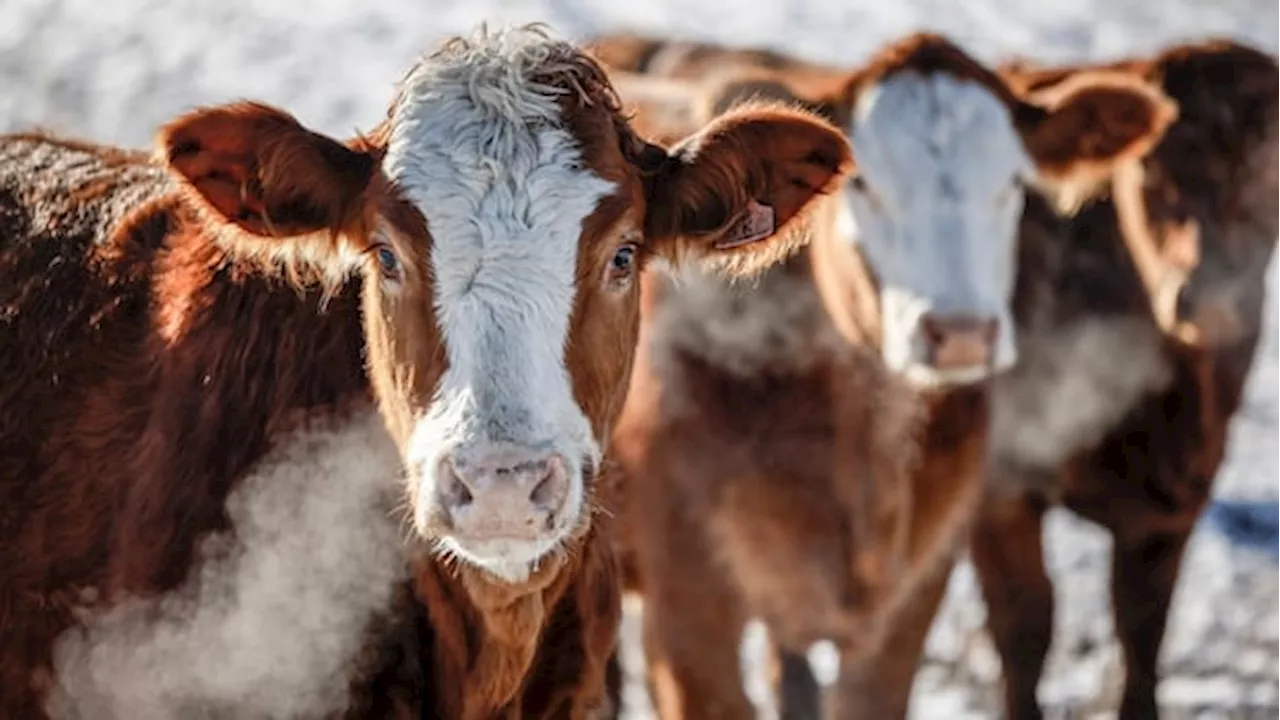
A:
3;0;1275;717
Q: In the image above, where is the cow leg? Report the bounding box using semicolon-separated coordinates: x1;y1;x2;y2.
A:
777;649;823;720
970;492;1053;720
830;558;955;720
1110;528;1191;720
642;572;753;720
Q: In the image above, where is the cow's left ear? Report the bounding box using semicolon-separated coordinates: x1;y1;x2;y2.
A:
1014;71;1178;213
644;102;854;277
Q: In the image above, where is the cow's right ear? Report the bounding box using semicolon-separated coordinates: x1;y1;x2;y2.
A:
644;102;854;277
158;101;378;239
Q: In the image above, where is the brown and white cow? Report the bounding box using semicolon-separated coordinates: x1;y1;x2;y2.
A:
972;40;1279;720
0;25;854;719
595;32;1177;719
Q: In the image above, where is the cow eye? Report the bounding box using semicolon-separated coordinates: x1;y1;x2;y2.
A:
372;243;401;281
607;243;638;287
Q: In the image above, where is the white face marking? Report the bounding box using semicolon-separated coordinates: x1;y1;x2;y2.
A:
380;29;615;578
843;73;1027;387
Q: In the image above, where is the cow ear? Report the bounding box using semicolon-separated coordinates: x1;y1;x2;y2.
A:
645;102;854;277
1015;72;1178;214
158;101;378;238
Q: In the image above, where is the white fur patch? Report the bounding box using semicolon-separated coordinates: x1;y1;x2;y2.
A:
739;619;777;716
47;406;406;719
843;73;1027;386
436;535;565;586
380;28;614;573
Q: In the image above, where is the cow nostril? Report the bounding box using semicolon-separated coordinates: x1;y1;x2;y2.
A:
528;456;567;512
530;474;555;509
438;459;474;510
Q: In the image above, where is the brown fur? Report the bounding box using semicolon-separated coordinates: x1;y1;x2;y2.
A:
976;40;1279;720
590;32;829;81
0;28;854;720
0;131;374;719
597;30;1181;719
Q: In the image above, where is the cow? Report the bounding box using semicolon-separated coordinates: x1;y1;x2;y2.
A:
0;24;855;719
971;40;1279;720
593;32;1178;719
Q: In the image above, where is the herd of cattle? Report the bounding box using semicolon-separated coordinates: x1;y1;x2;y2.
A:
0;20;1274;720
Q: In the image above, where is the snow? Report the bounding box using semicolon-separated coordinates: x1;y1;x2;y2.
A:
3;0;1275;717
4;0;1276;148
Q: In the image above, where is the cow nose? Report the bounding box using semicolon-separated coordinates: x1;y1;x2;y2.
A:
436;444;570;540
920;313;998;370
